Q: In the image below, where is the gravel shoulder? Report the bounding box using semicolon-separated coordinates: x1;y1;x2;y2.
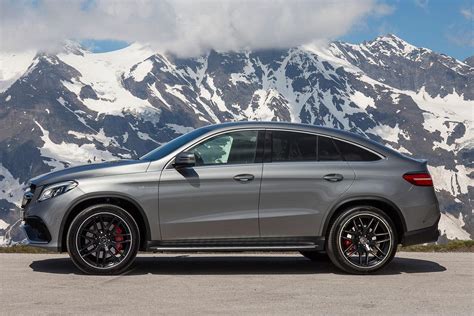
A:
0;252;473;315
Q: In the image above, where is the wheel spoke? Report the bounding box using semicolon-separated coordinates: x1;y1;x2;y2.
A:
370;250;384;260
366;218;374;231
79;245;96;256
373;221;380;232
374;245;387;256
95;247;101;266
111;240;131;244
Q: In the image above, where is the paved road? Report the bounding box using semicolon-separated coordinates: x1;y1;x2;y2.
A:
0;252;472;315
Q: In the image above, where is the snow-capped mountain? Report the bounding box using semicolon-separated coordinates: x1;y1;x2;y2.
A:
0;34;472;244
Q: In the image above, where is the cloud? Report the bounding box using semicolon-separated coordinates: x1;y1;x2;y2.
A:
460;7;473;21
446;6;474;47
414;0;429;10
0;0;392;56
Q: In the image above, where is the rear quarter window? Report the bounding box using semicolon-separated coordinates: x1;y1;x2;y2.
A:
332;139;381;161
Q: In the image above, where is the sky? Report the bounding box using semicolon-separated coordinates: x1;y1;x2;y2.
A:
0;0;472;60
340;0;473;60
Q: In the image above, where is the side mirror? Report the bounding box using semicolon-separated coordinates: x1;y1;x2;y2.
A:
174;151;196;168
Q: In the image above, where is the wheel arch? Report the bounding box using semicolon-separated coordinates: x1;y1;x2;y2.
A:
322;196;407;244
59;193;151;252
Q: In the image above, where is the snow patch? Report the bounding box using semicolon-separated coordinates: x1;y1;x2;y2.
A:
351;91;375;110
0;164;24;207
58;43;157;116
0;219;9;230
35;120;116;168
166;124;194;134
131;59;153;82
439;212;471;240
0;50;36;92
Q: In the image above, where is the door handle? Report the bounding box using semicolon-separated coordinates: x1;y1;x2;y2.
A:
233;174;255;182
323;173;344;182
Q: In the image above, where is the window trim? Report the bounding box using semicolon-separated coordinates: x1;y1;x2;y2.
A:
164;128;265;169
264;128;385;163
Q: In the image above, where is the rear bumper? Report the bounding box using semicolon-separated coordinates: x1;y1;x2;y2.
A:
402;213;440;246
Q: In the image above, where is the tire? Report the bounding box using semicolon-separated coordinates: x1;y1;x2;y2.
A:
300;251;328;261
67;204;140;275
326;206;397;274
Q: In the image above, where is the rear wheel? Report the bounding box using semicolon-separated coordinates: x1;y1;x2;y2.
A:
67;204;140;275
326;206;397;274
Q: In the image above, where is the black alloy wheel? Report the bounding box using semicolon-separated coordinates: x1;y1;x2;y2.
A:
327;206;397;274
67;204;139;275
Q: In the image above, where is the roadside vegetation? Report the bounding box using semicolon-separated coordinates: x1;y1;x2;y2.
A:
399;240;474;252
1;240;473;253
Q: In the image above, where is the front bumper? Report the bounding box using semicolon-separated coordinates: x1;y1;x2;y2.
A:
20;184;85;252
21;216;51;243
402;213;441;246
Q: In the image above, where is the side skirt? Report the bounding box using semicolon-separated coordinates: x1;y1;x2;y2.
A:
146;237;325;252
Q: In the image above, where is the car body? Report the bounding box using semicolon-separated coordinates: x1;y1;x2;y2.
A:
21;121;440;274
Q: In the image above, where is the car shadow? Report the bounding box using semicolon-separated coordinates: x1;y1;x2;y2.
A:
29;254;446;276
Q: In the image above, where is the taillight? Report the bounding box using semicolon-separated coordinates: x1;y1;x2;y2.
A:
403;172;433;186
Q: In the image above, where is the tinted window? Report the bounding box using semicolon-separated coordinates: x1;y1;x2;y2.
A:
140;127;211;161
190;130;258;166
333;139;381;161
318;136;342;161
272;131;317;162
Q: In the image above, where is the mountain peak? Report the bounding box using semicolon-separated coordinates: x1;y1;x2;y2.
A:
369;34;417;55
61;40;87;56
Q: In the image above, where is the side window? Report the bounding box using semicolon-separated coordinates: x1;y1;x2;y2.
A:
271;131;317;162
318;136;342;161
333;139;381;161
190;130;258;166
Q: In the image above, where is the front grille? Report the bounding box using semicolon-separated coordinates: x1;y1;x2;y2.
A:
23;217;51;243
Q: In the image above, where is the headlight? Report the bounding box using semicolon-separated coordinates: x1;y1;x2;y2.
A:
38;181;78;202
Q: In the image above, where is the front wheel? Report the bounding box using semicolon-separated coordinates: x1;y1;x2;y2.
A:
67;204;140;275
326;206;397;274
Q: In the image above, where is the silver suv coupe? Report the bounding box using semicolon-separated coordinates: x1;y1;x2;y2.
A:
21;122;440;274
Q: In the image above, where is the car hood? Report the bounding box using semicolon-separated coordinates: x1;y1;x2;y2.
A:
30;159;151;186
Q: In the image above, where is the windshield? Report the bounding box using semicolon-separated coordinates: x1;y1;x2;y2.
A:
139;126;212;161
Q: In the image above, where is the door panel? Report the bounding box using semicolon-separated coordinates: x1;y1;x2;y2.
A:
158;129;263;240
159;164;262;239
259;161;354;237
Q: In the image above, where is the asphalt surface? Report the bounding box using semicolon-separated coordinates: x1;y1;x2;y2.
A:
0;252;472;315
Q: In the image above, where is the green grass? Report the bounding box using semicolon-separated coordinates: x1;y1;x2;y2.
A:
0;245;53;253
1;240;473;253
399;240;474;252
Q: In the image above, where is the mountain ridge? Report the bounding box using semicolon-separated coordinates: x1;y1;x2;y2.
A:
0;34;472;244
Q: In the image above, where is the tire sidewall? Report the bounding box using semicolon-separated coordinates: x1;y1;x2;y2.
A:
327;206;397;274
67;204;140;275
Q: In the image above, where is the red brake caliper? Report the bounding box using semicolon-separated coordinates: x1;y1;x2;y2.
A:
114;226;124;252
343;239;352;249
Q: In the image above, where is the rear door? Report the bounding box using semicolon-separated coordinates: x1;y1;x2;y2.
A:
258;130;355;237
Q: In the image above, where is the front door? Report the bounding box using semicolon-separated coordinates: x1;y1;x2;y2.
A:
158;130;263;240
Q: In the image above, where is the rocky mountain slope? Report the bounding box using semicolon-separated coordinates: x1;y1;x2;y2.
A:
0;34;472;244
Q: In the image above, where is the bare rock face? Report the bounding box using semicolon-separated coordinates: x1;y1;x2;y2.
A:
0;35;472;242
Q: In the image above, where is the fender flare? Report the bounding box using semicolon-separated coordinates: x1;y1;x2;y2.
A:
320;195;407;237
